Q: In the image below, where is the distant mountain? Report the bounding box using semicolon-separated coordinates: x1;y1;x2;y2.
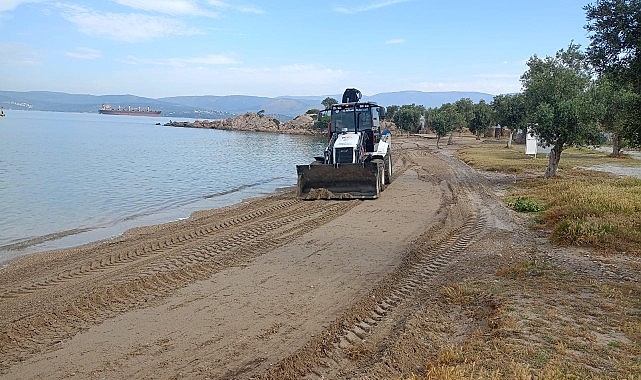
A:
158;95;319;118
0;91;231;119
0;90;496;119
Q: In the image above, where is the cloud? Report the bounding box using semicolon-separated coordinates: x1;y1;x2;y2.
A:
416;76;522;95
86;62;347;97
57;3;201;42
226;64;346;91
0;42;40;66
334;0;409;14
122;53;240;66
385;38;405;45
0;0;43;13
113;0;219;17
228;64;343;78
207;0;265;14
66;47;102;60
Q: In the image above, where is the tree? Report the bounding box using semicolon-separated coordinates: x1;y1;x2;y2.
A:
585;0;641;92
492;93;526;148
393;104;426;132
385;105;399;121
429;103;463;148
427;108;449;149
454;98;474;133
591;76;641;155
468;100;494;140
522;43;602;177
444;98;472;144
321;97;338;109
585;0;641;146
313;114;330;130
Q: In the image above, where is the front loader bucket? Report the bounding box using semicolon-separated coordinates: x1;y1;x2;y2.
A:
296;162;381;200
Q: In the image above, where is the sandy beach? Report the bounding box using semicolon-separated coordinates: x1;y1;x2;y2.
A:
1;135;639;379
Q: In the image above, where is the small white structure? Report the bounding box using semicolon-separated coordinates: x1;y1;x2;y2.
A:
525;127;552;158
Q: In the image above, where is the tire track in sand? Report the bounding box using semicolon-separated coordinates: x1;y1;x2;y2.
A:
0;198;301;299
257;145;487;380
0;195;361;373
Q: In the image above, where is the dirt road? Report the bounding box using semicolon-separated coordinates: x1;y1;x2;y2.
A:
1;136;639;379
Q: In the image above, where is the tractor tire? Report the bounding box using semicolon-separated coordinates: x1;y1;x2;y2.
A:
384;154;392;185
372;159;385;193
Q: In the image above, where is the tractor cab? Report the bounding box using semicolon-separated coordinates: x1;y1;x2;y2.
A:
322;102;385;153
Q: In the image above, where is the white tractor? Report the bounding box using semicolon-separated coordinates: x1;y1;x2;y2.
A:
296;88;392;199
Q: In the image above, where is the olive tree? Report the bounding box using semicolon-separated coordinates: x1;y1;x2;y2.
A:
468;100;494;140
492;93;526;148
442;98;471;144
591;77;641;155
522;43;601;177
585;0;641;93
429;103;463;149
585;0;641;146
454;98;474;131
393;104;426;132
385;105;399;121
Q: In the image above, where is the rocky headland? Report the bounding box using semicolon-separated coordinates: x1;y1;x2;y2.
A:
165;112;322;135
165;112;402;137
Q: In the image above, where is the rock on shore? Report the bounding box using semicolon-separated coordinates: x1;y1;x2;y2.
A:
165;112;322;135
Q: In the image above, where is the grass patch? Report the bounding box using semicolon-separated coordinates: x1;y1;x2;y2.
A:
495;260;552;279
441;284;478;305
457;145;547;173
517;174;641;254
456;145;639;174
507;197;545;212
457;143;641;255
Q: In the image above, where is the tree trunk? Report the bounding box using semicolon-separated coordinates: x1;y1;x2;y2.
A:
545;145;562;178
436;135;441;149
506;129;514;149
612;133;621;157
475;130;480;140
447;132;454;145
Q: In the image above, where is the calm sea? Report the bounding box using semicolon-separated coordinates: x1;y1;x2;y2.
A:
0;110;325;263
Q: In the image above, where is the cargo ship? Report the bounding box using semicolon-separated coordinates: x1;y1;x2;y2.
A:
99;104;161;116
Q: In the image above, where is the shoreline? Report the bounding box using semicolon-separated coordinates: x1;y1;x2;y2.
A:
2;109;327;267
0;184;298;267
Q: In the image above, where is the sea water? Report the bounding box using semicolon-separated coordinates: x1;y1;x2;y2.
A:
0;110;326;263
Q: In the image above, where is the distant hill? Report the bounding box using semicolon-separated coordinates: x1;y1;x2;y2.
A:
0;90;496;119
0;91;231;119
159;95;318;118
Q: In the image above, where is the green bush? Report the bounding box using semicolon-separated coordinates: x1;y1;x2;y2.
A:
509;197;544;212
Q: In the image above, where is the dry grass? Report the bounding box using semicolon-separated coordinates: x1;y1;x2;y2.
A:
407;141;641;380
456;144;641;255
397;141;641;380
442;284;478;305
406;273;641;380
457;145;639;173
512;173;641;254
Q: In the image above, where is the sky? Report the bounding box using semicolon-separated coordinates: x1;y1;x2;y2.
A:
0;0;593;98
